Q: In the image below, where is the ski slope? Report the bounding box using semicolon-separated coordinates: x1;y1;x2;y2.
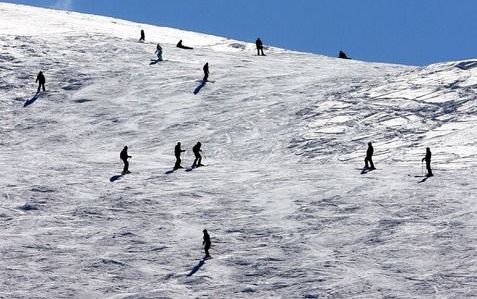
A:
1;3;476;298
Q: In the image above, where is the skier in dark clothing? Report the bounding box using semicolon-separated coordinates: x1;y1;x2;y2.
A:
422;147;433;177
338;50;350;59
192;142;203;167
365;142;375;170
36;71;45;93
139;29;145;42
120;146;131;174
202;63;209;82
256;38;265;56
174;142;185;170
203;229;211;258
176;40;193;49
155;43;163;61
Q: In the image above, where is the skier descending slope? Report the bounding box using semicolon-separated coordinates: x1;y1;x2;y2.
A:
255;37;265;56
120;146;132;174
192;142;204;168
155;43;163;61
203;229;211;258
202;62;209;82
35;71;46;93
364;142;375;170
174;142;185;170
422;147;433;177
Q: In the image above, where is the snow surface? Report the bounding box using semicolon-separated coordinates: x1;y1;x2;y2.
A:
1;3;476;298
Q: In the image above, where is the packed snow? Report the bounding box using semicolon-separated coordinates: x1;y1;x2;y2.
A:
1;3;476;298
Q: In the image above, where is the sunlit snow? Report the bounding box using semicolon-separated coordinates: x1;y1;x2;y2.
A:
1;3;476;298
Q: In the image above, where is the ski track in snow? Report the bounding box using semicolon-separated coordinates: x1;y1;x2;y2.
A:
1;3;477;298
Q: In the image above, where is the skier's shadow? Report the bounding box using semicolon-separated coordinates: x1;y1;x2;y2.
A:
150;59;161;65
193;81;206;95
23;92;40;107
110;174;123;182
186;259;205;277
418;176;430;184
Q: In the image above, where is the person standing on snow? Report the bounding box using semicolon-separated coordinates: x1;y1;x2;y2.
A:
120;146;132;174
255;37;265;56
364;142;375;170
139;29;145;42
192;142;203;167
155;43;163;61
174;142;185;170
202;62;209;82
36;71;46;93
203;229;211;258
422;147;433;177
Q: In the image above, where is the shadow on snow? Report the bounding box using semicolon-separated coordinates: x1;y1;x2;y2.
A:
23;92;40;107
193;81;206;95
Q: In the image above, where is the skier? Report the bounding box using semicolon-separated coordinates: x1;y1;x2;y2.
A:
338;50;350;59
176;40;193;49
364;142;375;170
256;37;265;56
422;147;433;177
35;71;46;93
155;43;163;61
120;146;131;174
174;142;185;170
192;142;203;167
203;229;211;258
139;29;145;42
202;63;209;82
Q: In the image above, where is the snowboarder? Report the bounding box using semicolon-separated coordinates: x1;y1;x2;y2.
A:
176;40;193;49
139;29;145;42
203;229;211;258
202;63;209;82
338;50;350;59
256;37;265;56
174;142;185;170
365;142;375;170
120;146;131;174
422;147;433;177
192;142;203;167
35;71;45;93
155;43;163;61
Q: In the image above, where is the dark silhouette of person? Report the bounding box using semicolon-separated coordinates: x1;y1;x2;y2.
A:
256;37;265;56
192;142;203;167
176;40;193;49
203;229;211;258
422;147;433;177
139;29;145;42
36;71;45;93
120;146;131;174
365;142;375;170
202;63;209;82
174;142;185;170
338;50;350;59
155;43;163;61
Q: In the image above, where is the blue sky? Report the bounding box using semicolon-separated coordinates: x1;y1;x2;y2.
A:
3;0;476;66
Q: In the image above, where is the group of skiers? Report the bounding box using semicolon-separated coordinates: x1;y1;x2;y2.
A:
119;142;203;174
364;143;433;177
28;30;437;260
174;141;203;170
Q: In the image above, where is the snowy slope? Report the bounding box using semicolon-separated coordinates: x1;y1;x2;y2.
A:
1;3;476;298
